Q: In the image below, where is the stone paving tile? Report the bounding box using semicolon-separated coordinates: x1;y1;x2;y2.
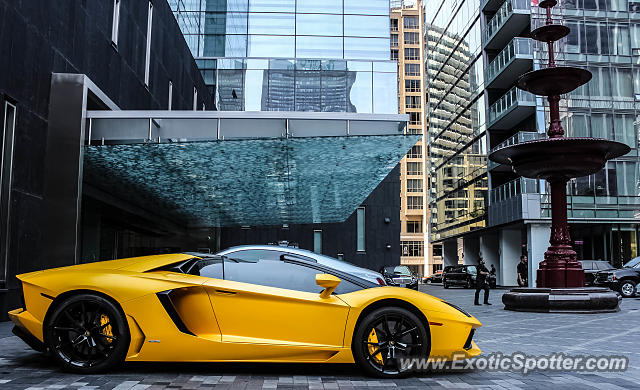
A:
1;286;640;389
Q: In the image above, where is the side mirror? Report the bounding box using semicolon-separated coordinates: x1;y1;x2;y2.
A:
316;274;341;298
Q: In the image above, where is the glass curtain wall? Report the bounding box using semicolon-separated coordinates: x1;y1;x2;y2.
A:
559;0;640;219
425;0;488;242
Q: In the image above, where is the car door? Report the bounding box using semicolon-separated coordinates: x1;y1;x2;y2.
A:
202;251;352;359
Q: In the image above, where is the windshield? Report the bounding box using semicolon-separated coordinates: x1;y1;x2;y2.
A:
384;265;412;276
623;257;640;268
466;265;477;274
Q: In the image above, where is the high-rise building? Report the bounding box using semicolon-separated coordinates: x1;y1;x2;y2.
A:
425;0;640;286
166;0;415;270
391;1;433;277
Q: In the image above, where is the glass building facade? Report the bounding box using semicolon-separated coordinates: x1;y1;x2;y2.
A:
169;0;398;113
426;0;640;284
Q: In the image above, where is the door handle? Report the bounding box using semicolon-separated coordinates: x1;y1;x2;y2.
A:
214;289;237;295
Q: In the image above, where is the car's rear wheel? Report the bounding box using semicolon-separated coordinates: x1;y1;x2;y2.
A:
352;307;429;378
443;281;449;289
44;294;130;373
619;280;637;298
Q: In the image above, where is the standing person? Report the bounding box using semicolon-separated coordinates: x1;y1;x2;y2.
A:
489;264;496;289
474;258;491;305
517;255;528;287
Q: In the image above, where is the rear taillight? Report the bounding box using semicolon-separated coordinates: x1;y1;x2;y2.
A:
18;282;25;309
376;277;386;286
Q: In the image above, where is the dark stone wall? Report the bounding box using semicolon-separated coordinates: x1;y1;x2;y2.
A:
220;166;402;272
0;0;212;318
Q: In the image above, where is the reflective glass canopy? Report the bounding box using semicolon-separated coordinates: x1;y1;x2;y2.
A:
84;111;416;228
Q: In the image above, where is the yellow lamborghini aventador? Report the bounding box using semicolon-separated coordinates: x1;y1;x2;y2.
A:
8;252;481;378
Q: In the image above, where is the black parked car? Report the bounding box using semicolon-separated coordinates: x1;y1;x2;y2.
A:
380;265;419;290
443;265;496;289
423;270;443;284
594;257;640;298
579;260;614;286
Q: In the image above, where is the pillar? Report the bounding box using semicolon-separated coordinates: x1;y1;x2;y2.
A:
499;228;521;286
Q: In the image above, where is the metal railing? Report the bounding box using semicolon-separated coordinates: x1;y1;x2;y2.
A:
485;38;533;84
490;177;541;203
483;0;531;44
488;86;536;125
491;131;544;153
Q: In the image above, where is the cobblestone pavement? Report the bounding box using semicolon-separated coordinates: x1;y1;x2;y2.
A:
1;285;640;389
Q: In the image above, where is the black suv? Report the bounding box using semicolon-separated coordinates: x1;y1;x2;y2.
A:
380;265;419;290
594;257;640;298
443;265;496;289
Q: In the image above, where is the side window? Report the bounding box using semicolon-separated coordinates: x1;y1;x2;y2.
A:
224;258;323;293
190;258;223;279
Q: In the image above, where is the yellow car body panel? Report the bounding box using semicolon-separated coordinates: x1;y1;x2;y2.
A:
8;254;482;365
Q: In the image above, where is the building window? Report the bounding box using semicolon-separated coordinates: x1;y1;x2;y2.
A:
433;245;443;257
404;48;420;60
356;207;365;252
404;16;418;29
409;112;421;125
111;0;121;45
313;230;322;254
391;34;399;47
407;127;422;135
405;79;420;92
407;162;422;175
407;221;422;233
432;264;443;273
391;49;399;60
405;95;421;108
407;178;423;192
391;18;399;31
193;87;198;111
404;32;419;44
168;81;173;110
405;64;420;76
407;196;423;209
407;145;422;158
144;1;153;86
401;241;424;257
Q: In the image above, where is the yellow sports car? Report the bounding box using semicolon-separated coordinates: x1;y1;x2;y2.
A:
8;252;481;377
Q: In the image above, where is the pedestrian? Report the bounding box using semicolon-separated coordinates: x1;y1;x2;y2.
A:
517;255;528;287
490;264;496;276
474;258;491;305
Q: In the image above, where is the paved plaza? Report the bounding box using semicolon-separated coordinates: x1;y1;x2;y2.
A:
1;285;639;389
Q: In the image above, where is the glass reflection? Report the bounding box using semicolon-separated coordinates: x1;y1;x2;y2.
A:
248;35;294;57
344;0;389;15
344;15;390;38
345;37;390;60
373;72;398;114
248;12;295;35
348;71;373;113
296;13;343;36
296;36;343;58
249;0;295;13
296;0;342;13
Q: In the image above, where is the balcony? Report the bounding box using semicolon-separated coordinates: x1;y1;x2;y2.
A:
483;0;531;51
489;177;544;226
487;86;536;130
482;0;506;12
485;38;533;89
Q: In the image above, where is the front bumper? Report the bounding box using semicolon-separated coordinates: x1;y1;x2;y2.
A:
386;280;419;290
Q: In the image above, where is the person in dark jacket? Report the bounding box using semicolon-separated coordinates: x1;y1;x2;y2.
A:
517;255;528;287
474;258;491;305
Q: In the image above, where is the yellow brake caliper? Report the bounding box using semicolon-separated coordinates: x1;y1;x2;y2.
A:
367;328;384;364
100;314;113;343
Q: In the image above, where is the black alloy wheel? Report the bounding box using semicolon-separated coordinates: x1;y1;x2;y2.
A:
45;294;130;373
353;307;429;378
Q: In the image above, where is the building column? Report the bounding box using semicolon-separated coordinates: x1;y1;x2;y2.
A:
443;239;458;267
499;228;521;286
527;222;551;287
463;237;480;265
480;233;498;277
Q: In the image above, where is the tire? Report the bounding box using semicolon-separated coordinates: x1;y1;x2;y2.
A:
352;307;429;378
44;293;130;373
619;280;637;298
443;282;449;289
466;280;473;289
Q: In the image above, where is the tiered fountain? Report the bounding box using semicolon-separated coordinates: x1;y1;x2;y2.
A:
489;0;629;312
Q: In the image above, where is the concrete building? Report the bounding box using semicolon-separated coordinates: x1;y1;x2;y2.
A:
390;1;434;277
425;0;640;286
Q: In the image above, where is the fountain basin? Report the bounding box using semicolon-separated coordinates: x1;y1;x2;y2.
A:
518;67;592;96
489;137;630;180
503;287;621;313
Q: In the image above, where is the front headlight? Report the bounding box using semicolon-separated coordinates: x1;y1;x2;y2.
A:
607;274;616;282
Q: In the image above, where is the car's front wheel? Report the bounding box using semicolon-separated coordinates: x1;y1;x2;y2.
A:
352;307;429;378
619;280;637;298
44;293;130;373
